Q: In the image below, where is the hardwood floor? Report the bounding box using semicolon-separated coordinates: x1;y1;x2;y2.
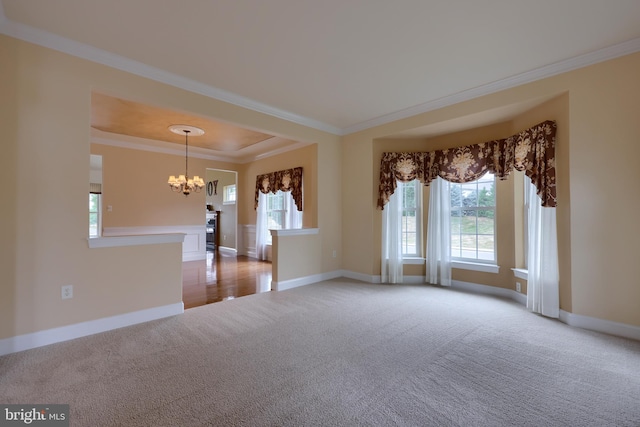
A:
182;251;272;309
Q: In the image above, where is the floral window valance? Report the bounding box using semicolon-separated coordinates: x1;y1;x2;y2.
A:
378;120;557;209
255;167;303;211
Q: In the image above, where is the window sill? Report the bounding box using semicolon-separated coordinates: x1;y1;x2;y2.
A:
452;261;500;274
512;268;528;280
403;257;425;265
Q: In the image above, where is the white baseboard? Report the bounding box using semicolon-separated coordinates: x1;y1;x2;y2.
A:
450;279;527;305
341;270;382;284
273;270;343;291
559;310;640;342
342;271;640;342
0;302;184;356
217;246;237;256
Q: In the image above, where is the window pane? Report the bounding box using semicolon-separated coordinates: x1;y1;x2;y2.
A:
451;234;461;258
267;212;283;230
460;235;477;259
402;210;416;255
450;173;496;263
451;185;463;207
450;211;461;234
461;183;477;207
478;210;495;230
478;181;495;207
461;213;477;234
403;185;415;209
478;235;495;260
89;213;98;237
401;180;420;256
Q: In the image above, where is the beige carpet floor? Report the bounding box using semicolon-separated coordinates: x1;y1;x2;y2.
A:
1;279;640;426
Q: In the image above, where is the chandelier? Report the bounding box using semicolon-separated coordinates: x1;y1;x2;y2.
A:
167;125;205;196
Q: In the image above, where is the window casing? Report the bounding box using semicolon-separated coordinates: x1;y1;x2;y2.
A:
401;180;421;257
450;172;496;263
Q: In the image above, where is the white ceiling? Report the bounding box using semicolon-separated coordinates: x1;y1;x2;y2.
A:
2;0;640;136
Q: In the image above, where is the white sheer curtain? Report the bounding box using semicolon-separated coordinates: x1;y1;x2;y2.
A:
255;192;269;260
426;177;452;287
256;191;302;261
283;191;302;229
381;182;403;283
526;177;559;318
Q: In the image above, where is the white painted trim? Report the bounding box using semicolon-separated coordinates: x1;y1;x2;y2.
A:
240;224;256;258
4;7;638;136
92;131;311;165
270;228;319;237
217;246;237;256
103;225;203;236
451;279;527;305
403;257;425;265
0;15;341;136
272;270;343;291
512;268;529;280
342;37;640;134
402;275;427;284
452;261;500;274
342;270;382;284
102;225;206;261
450;280;640;341
87;233;185;248
559;310;640;342
0;302;184;356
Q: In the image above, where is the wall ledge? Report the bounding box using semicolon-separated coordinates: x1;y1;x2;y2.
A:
88;233;185;248
512;268;528;280
270;228;319;237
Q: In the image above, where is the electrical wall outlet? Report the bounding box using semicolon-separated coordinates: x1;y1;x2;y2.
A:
332;250;337;258
61;285;73;299
516;282;522;293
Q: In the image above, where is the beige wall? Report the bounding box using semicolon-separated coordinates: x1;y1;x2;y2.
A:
343;51;640;327
0;34;340;341
91;143;238;228
272;233;322;283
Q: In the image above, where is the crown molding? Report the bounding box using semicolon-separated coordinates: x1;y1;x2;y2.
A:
2;7;640;137
0;10;342;136
91;130;308;164
341;37;640;135
91;135;233;162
